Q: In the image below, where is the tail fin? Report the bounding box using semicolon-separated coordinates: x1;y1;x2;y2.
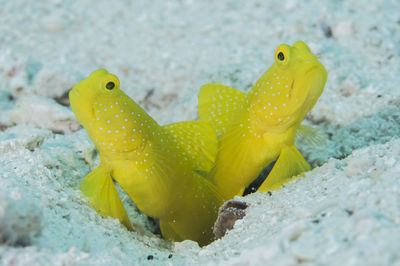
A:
80;165;132;230
258;145;310;192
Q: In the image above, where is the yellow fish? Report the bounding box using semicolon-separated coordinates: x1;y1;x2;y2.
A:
69;69;223;246
198;41;328;199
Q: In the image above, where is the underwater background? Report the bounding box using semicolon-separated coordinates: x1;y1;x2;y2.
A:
0;0;399;265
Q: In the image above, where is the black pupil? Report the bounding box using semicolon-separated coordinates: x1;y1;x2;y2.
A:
106;81;115;90
277;52;285;61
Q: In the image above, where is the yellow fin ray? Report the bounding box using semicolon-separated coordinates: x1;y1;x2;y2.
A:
258;145;310;192
80;166;132;230
198;84;247;136
163;121;218;173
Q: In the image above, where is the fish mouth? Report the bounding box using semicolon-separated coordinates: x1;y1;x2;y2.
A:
69;88;81;97
68;88;83;112
284;64;326;123
68;87;97;126
303;65;327;101
282;65;326;118
305;65;325;80
68;88;81;103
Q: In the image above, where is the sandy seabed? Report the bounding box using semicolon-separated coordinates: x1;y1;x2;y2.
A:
0;0;399;265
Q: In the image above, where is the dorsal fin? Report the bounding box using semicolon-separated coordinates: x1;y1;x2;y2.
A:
198;84;247;136
163;121;218;173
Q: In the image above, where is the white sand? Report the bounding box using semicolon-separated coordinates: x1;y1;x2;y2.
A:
0;0;399;265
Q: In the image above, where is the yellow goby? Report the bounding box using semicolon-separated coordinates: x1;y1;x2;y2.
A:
69;69;223;246
199;41;328;199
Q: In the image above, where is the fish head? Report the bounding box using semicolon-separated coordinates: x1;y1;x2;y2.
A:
69;69;157;155
69;69;120;125
249;41;327;132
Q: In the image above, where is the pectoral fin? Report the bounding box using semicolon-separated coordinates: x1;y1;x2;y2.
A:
80;165;132;230
258;145;310;192
296;124;326;146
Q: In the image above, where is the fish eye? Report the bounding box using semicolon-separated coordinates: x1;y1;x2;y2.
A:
102;73;120;91
106;81;115;90
275;44;291;66
277;52;285;61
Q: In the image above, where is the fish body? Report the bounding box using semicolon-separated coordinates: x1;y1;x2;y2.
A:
69;69;222;246
199;41;328;199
